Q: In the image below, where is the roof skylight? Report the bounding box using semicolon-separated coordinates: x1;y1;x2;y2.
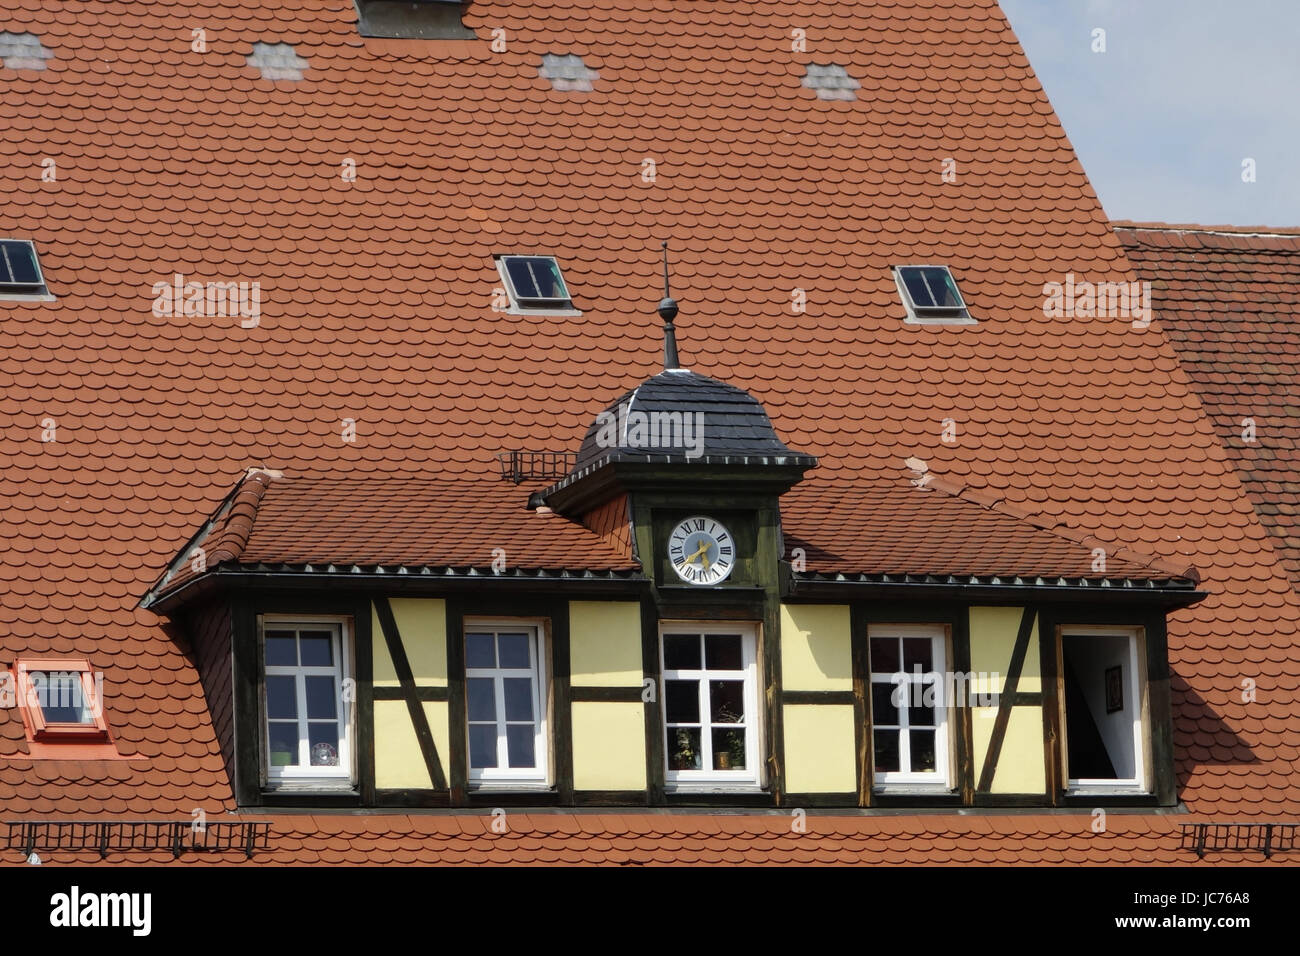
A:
497;256;576;313
894;265;974;324
0;239;53;300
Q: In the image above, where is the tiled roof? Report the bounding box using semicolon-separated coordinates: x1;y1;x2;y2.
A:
3;813;1293;867
1;0;1298;849
151;471;1197;600
1114;222;1300;589
783;476;1198;585
150;473;640;602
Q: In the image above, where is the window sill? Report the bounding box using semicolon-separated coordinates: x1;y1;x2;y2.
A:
0;292;56;302
501;306;583;318
903;316;977;327
665;783;765;794
468;782;553;793
264;781;358;794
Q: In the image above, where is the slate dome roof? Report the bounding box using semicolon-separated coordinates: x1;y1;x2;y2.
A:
574;368;816;471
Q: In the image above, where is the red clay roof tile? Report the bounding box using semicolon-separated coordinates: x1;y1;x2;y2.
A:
0;0;1295;860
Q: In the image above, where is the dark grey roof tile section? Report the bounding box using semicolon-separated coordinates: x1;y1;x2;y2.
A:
540;53;598;92
575;369;815;471
247;42;309;82
802;63;860;101
0;32;53;70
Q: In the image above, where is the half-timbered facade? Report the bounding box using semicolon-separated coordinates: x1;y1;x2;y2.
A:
2;0;1298;865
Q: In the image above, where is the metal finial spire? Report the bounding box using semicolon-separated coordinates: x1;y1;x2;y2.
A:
658;241;680;370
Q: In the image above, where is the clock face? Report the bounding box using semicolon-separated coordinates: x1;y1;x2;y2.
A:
668;515;735;585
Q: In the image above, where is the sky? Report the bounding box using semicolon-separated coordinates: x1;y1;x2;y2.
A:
998;0;1300;227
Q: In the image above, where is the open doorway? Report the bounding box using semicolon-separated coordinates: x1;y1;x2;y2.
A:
1061;629;1147;790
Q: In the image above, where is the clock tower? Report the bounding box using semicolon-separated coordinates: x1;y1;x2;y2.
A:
532;273;817;608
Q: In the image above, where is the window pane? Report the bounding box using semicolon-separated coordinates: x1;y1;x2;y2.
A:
266;675;297;719
308;724;340;766
10;248;39;284
506;724;536;769
709;680;745;723
870;637;899;674
265;632;297;666
299;631;334;667
902;637;932;671
874;729;900;772
705;634;743;670
1;242;40;285
34;673;90;724
909;689;936;728
921;267;962;307
468;724;498;769
663;634;700;670
497;633;531;669
712;727;746;771
503;678;534;722
872;683;899;727
664;679;699;723
668;728;702;771
268;722;299;767
305;676;337;720
910;729;937;772
505;257;542;298
465;633;495;668
506;257;566;300
902;269;936;308
467;678;496;721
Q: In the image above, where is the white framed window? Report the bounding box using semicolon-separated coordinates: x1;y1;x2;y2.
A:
660;623;762;789
894;264;974;325
494;255;580;315
465;621;550;787
867;624;953;789
261;616;355;789
1060;626;1149;793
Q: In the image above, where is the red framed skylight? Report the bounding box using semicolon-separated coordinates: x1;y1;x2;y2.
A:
12;657;109;741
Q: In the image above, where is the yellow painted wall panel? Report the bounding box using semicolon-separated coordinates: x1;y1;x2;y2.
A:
374;700;432;789
425;700;449;780
969;606;1040;696
780;604;853;692
572;701;646;790
971;706;1046;794
783;704;857;793
372;605;399;687
569;601;643;687
390;598;447;686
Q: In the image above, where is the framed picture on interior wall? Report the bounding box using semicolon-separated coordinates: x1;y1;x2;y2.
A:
1105;665;1123;713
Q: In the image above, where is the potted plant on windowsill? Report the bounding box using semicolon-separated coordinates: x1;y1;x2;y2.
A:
713;704;744;770
671;729;698;771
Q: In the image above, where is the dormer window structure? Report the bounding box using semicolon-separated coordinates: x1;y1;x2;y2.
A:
0;239;54;300
354;0;476;40
496;255;579;314
894;265;975;325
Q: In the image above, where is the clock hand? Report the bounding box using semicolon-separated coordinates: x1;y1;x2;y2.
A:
686;541;711;566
